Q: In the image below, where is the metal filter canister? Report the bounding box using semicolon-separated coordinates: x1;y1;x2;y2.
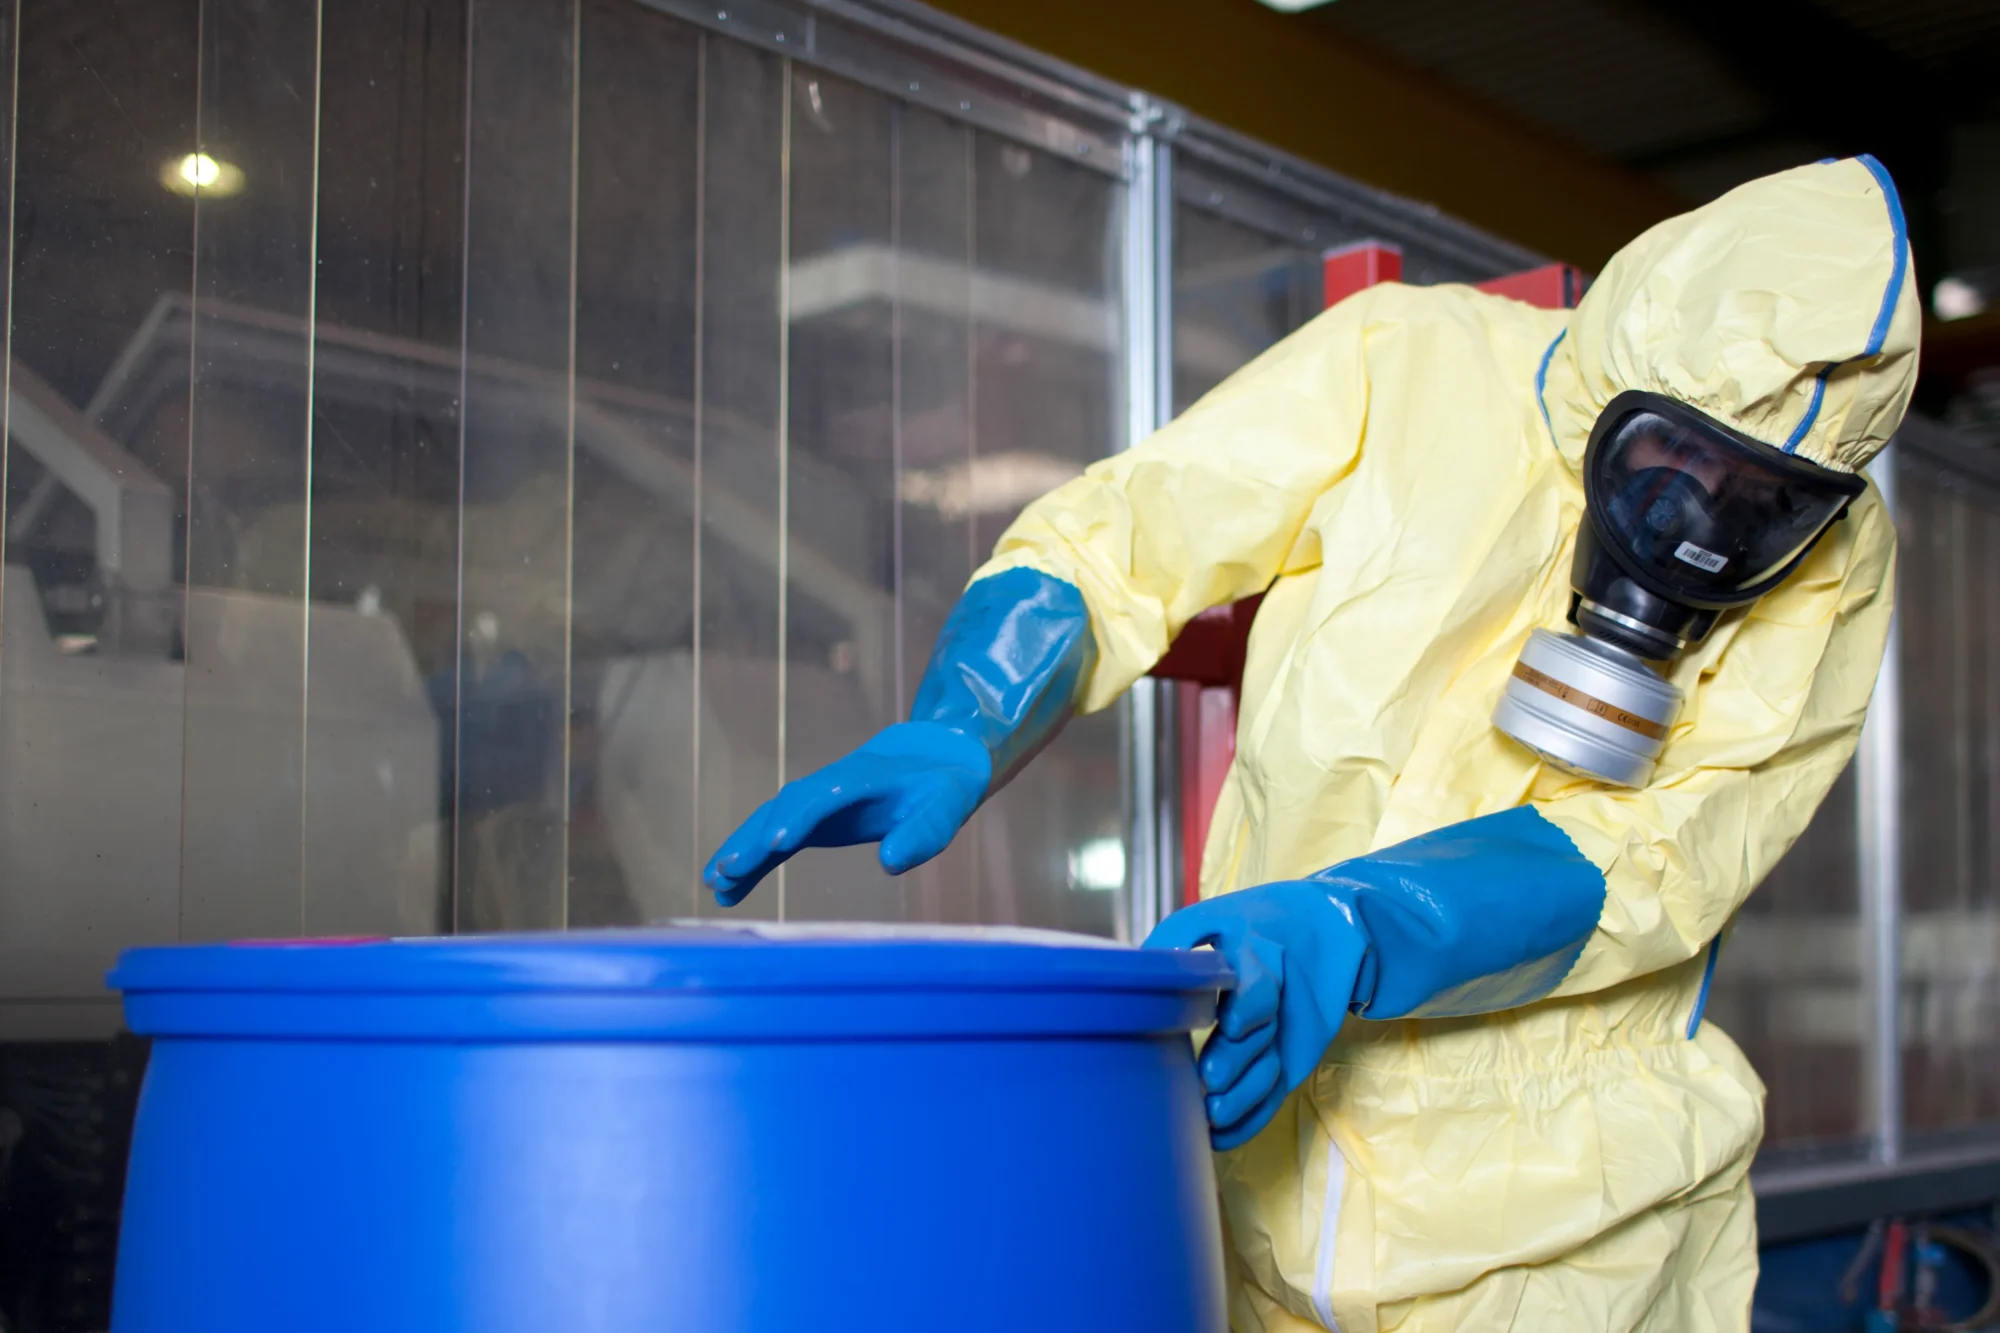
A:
1492;628;1682;788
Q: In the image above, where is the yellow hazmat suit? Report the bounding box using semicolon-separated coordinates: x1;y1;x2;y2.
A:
975;157;1917;1329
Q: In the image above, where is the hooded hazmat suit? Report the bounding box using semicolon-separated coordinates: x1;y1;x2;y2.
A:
969;157;1916;1329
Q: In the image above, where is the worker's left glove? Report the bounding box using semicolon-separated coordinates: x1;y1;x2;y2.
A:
1146;806;1606;1150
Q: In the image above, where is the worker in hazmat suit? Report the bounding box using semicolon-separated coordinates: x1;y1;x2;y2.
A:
705;155;1916;1331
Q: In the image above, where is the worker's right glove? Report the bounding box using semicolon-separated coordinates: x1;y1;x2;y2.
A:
704;722;991;907
704;567;1096;906
1146;806;1606;1150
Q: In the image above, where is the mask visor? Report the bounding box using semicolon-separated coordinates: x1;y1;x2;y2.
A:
1587;399;1865;604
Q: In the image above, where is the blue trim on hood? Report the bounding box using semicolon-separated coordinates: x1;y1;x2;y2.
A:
1781;155;1911;454
1856;153;1910;358
1781;369;1835;454
1535;328;1566;447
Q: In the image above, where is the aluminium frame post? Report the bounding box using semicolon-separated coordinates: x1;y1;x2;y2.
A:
1857;442;1905;1166
1120;103;1177;944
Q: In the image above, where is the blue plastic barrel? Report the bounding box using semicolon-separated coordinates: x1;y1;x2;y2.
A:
108;923;1231;1332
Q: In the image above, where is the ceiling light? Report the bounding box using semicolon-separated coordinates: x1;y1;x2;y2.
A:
1254;0;1339;10
159;152;245;198
1934;276;1988;322
1067;837;1126;893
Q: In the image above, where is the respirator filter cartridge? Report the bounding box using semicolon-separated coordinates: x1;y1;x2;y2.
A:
1492;628;1682;788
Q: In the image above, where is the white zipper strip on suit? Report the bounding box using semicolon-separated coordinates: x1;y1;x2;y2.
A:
1312;1133;1346;1330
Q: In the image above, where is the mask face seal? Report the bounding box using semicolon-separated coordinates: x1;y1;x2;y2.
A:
1494;390;1866;787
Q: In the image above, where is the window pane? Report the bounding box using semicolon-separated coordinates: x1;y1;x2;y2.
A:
176;0;323;942
303;0;467;938
777;71;902;923
685;34;788;923
1897;449;2000;1136
567;0;700;927
1;3;178;1326
455;0;576;931
1705;769;1865;1148
886;103;981;924
571;32;1136;935
2;0;191;1027
1173;205;1319;413
964;131;1126;936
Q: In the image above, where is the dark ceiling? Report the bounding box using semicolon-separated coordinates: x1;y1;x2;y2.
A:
1308;0;2000;312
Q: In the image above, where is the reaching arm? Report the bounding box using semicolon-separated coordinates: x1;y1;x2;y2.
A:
703;567;1092;904
972;292;1379;712
706;291;1395;903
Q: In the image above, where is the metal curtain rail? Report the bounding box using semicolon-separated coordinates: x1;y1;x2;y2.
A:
1164;116;1544;278
627;0;1562;285
630;0;1135;178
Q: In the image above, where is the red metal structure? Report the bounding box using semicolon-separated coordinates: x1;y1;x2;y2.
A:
1320;240;1407;306
1149;245;1587;906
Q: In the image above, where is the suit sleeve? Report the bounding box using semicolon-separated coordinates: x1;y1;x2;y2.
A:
968;292;1381;714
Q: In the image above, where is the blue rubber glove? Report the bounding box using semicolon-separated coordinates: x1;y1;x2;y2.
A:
703;723;991;907
1146;806;1605;1150
704;567;1095;906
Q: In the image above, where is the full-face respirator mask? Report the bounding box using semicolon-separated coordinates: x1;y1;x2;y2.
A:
1493;390;1867;787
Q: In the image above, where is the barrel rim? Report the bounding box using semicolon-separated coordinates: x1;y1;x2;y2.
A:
107;927;1234;1002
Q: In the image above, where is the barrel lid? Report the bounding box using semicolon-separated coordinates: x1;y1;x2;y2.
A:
109;923;1231;1042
